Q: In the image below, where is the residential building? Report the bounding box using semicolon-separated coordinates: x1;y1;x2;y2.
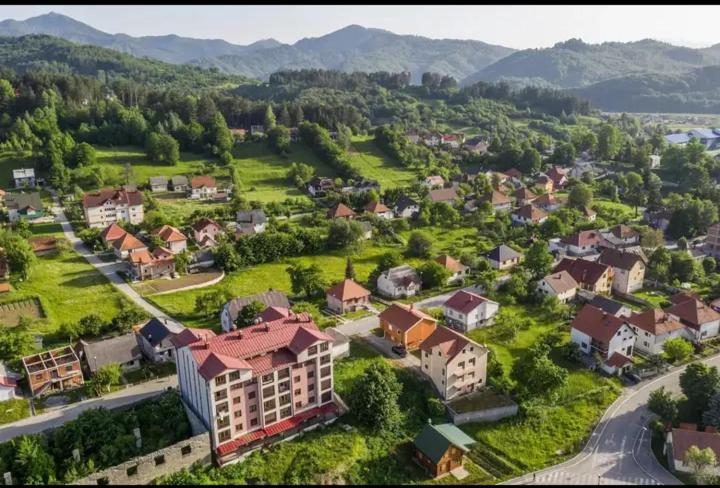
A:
171;175;189;192
100;222;127;249
394;195;420;218
112;232;148;259
377;264;422;299
423;175;445;188
250;124;265;136
325;279;371;314
174;313;338;464
602;224;640;248
570;305;637;375
598;248;646;294
77;333;142;375
434;255;470;284
22;346;84;397
6;192;45;222
307;177;335;197
556;230;604;256
327;202;355;220
487;244;523;270
137;317;185;363
537;270;578;303
192;218;224;249
553;257;614;294
420;326;488;400
13;168;36;188
413;422;477;478
189;176;218;200
463;137;488;154
221;291;291;332
513;187;537;206
151;225;188;254
546;166;569;190
428;188;459;205
533;193;562;211
665;292;720;342
127;247;176;281
0;362;20;401
481;190;513;212
580;206;597;222
588;295;632;318
511;204;548;226
379;302;437;350
149;176;169;192
364;201;394;219
423;134;441;147
534;175;554;193
665;426;720;477
441;134;463;149
706;222;720;258
82;188;144;228
442;290;499;332
236;209;268;236
627;309;689;355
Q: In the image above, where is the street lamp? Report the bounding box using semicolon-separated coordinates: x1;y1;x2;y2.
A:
597;475;601;486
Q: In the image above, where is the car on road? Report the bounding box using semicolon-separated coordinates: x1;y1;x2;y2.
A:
622;371;642;385
391;345;407;357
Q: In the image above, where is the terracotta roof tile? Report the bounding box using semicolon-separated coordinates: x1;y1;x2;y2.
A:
429;188;459;203
554;257;611;287
326;279;371;302
364;201;391;214
190;176;216;189
443;290;491;314
627;309;685;336
513;204;547;222
82;188;142;209
327;202;355;219
570;305;631;343
151;225;187;243
434;255;468;273
100;223;127;243
541;270;578;294
420;325;485;360
112;233;146;252
670;428;720;462
378;303;436;333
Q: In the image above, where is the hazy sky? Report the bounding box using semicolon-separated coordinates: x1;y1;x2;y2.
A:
4;5;720;49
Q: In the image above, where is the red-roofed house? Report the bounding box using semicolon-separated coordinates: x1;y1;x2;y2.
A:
325;279;371;314
546;166;569;189
570;304;637;375
100;222;127;249
535;175;554;193
420;326;488;400
442;290;499;332
82;188;144;228
175;313;338;464
666;426;720;477
627;309;689;355
434;255;470;284
511;204;548;226
364;201;394;219
481;190;513;212
665;293;720;342
150;225;188;254
553;257;614;295
327;202;355;220
379;303;438;350
192;218;224;249
189;176;218;200
112;232;148;259
557;230;604;256
127;247;175;281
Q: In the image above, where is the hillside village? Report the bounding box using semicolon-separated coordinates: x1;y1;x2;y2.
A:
2;10;720;488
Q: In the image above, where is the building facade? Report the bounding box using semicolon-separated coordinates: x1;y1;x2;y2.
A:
82;188;144;228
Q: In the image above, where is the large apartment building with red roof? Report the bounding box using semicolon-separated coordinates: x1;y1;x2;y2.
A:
82;188;144;228
175;313;338;464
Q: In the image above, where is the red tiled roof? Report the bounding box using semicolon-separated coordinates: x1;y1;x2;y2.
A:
327;202;355;219
170;327;217;348
560;230;603;247
513;204;547;222
82;188;142;209
29;236;57;253
191;217;222;233
546;166;568;186
326;279;370;302
0;376;16;388
190;176;216;189
364;201;391;214
197;352;253;380
665;295;720;330
598;248;644;271
434;255;468;273
112;233;146;252
627;309;685;336
379;303;436;333
611;224;639;239
483;190;512;206
128;250;154;264
570;305;631;343
100;223;127;243
554;257;611;287
534;193;560;207
429;188;459;203
419;326;475;360
514;187;537;201
151;225;187;243
605;352;633;368
443;290;489;314
258;306;291;323
670;428;720;462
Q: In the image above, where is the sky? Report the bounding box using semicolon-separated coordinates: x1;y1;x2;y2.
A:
3;5;720;49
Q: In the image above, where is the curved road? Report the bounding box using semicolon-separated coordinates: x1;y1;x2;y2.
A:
504;353;720;485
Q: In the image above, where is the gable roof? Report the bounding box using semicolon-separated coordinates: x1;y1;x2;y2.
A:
541;270;578;294
514;187;537;201
237;209;267;225
665;294;720;330
6;192;44;212
171;327;217;349
627;309;685;336
598;248;644;271
553;257;610;286
560;230;603;247
513;204;547;222
382;265;421;287
191;217;222;233
534;193;561;206
434;255;468;273
149;176;168;186
487;244;522;262
225;291;291;324
395;195;418;211
413;423;476;464
327;202;355;219
100;223;127;243
588;295;629;316
429;187;458;203
364;201;391;214
171;175;189;186
82;188;142;209
378;303;436;333
570;304;632;343
443;290;493;314
190;176;216;189
326;279;371;302
670;428;720;462
151;225;187;243
79;333;142;373
610;224;639;240
112;232;147;252
482;189;512;206
138;317;184;347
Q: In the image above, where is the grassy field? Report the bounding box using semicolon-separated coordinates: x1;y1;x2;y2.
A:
347;136;417;189
0;151;38;188
0;398;31;425
634;288;672;308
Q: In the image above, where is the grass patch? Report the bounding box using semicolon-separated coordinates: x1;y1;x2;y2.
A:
0;398;31;425
0;151;37;188
448;389;516;414
347;136;417;189
123;361;177;384
633;288;672;308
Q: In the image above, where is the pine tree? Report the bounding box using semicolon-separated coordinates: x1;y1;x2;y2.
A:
345;257;356;280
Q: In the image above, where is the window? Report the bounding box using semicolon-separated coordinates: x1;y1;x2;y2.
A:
321;391;332;403
215;390;227;401
424;364;428;370
216;402;228;414
280;406;292;418
425;351;430;357
278;381;290;393
215;375;227;386
229;371;240;382
233;396;242;405
217;417;229;429
469;358;476;366
263;386;275;398
250;418;258;427
234;410;243;418
309;396;315;403
230;383;242;391
308;345;318;356
308;383;315;392
248;391;256;400
278;368;290;380
458;361;465;369
308;370;315;379
126;465;138;477
320;342;329;352
264;412;277;424
320;355;331;365
262;373;274;384
218;429;231;442
279;393;291;406
321;379;331;391
264;399;276;410
321;366;331;378
294;375;301;383
249;405;257;413
65;365;74;372
154;455;166;466
294;388;302;396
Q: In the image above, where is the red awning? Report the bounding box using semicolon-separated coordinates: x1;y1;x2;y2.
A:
216;429;266;456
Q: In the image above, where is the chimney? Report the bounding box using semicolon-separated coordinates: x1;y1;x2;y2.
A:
202;338;209;349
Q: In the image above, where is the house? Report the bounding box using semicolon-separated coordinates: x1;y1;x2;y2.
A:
236;209;268;236
588;295;632;318
0;362;20;401
580;206;597;222
665;293;720;342
598;248;646;295
570;305;637;375
174;312;338;464
511;204;548;226
442;290;499;332
556;230;605;257
214;192;230;203
6;192;45;222
29;236;58;256
429;188;459;205
112;232;148;259
13;168;36;188
127;247;176;281
627;309;689;355
441;134;463;149
395;196;420;218
324;327;351;359
340;179;380;195
503;168;523;180
664;133;691;146
535;174;554;193
137;317;185;363
553;257;614;294
220;290;291;332
364;201;394;219
537;270;579;303
602;225;640;248
307;177;335;197
423;134;441;147
706;222;720;258
150;225;188;254
192;218;224;249
77;333;142;375
513;187;537;206
189;176;218;200
149;176;169;192
100;222;127;249
250;124;265;136
325;279;371;314
463;137;488;154
82;188;144;228
22;346;84;397
434;255;470;284
413;422;477;478
487;244;523;270
665;426;720;477
377;265;422;299
171;175;189;192
379;302;437;350
327;202;355;220
533;193;562;212
423;175;445;188
546;166;569;190
189;249;215;272
481;190;513;212
420;326;488;400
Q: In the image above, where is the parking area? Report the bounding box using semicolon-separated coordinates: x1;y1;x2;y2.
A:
360;333;421;369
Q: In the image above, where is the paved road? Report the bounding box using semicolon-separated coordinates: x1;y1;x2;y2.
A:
335;314;378;336
504;354;720;486
0;376;177;442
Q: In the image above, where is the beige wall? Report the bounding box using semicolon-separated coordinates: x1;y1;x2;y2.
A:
421;342;487;400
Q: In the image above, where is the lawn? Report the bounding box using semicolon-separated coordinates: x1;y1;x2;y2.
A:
633;288;672;308
0;151;38;188
347;136;417;189
0;398;31;425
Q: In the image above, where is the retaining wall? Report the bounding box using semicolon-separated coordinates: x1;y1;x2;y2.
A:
448;403;518;426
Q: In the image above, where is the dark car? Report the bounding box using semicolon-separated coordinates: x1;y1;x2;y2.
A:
623;372;642;384
391;345;407;358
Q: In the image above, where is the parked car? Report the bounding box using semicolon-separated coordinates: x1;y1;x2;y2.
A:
623;372;641;385
391;345;407;357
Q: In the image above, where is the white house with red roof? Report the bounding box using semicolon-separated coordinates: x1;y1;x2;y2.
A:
665;292;720;342
434;255;470;285
442;290;499;332
364;201;394;219
0;362;20;401
150;224;188;254
112;232;148;259
191;218;224;249
82;188;144;228
189;176;218;200
420;326;488;400
626;309;689;355
174;313;338;465
325;279;371;314
570;304;637;375
100;222;127;249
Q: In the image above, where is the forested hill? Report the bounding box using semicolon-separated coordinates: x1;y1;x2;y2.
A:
462;38;720;89
0;35;256;91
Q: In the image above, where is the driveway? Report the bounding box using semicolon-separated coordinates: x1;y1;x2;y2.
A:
336;314;379;337
503;354;720;485
360;334;421;369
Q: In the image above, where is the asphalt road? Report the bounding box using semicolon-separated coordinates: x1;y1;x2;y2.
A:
504;354;720;485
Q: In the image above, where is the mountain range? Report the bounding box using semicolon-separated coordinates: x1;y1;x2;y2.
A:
4;12;720;112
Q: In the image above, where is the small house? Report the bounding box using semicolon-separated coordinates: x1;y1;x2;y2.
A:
598;248;646;295
481;190;513;213
537;270;578;303
325;279;371;314
137;317;185;363
511;204;548;226
513;187;537;206
377;264;422;299
395;196;420;219
0;362;20;401
171;175;189;192
434;255;470;284
627;309;688;355
112;232;148;259
127;247;176;281
77;333;142;375
570;304;637;375
6;192;44;222
22;346;84;397
423;175;445;188
428;188;459;205
150;225;188;254
533;193;562;212
307;177;336;197
665;426;720;477
189;176;218;200
442;290;499;332
236;209;268;236
100;223;128;249
192;218;224;249
13;168;36;189
413;422;477;478
379;302;437;351
487;244;523;270
327;202;355;220
553;257;614;295
364;201;394;219
149;176;169;193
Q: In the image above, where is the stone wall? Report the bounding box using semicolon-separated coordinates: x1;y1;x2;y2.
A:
447;403;518;426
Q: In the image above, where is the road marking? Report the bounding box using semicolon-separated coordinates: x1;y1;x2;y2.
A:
534;471;659;485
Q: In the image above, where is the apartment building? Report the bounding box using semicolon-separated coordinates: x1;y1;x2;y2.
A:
82;188;144;228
